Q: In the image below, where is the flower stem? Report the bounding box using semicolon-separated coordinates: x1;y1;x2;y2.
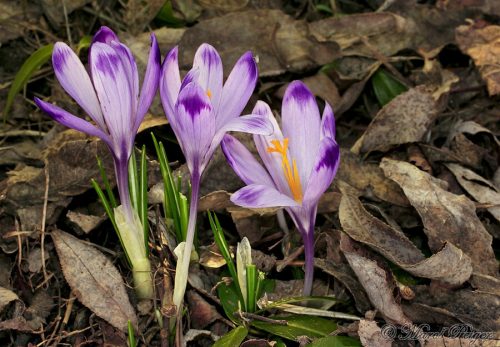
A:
302;230;315;296
172;171;200;311
115;158;134;221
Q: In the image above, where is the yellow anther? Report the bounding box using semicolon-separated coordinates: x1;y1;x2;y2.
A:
267;138;303;202
206;89;212;98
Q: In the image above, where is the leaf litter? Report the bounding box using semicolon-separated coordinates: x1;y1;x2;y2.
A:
1;1;500;346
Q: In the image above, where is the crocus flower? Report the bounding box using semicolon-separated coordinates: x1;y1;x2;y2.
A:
221;81;340;296
160;44;272;310
35;26;160;298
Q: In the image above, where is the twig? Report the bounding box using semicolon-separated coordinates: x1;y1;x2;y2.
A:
237;311;288;325
41;162;50;284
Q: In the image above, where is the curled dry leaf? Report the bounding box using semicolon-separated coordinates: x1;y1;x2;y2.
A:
179;10;338;77
340;235;412;325
358;319;392;347
456;22;500;96
352;86;439;154
52;230;137;331
445;163;500;223
338;182;472;286
380;158;498;277
315;258;372;314
0;286;18;312
336;149;409;206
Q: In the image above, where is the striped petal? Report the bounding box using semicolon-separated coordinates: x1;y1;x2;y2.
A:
174;82;215;174
90;42;134;155
303;137;340;203
221;134;275;187
193;44;223;113
35;98;111;147
321;102;336;140
282;81;321;188
135;33;160;132
52;42;105;129
217;51;257;129
160;46;182;127
231;184;299;208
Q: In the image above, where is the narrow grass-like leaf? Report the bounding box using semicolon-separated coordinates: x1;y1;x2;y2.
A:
139;145;149;251
371;68;407;106
213;326;248;347
128;149;140;211
151;133;187;241
4;43;54;121
127;320;136;347
97;156;117;208
252;315;336;341
246;264;257;313
91;179;131;266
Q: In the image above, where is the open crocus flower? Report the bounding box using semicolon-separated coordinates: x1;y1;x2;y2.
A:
160;44;272;310
35;26;160;299
222;81;340;296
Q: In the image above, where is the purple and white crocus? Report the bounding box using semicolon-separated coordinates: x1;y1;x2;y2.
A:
222;81;340;296
160;44;272;310
35;26;160;299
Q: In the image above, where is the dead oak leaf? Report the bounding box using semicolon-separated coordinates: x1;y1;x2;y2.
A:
456;23;500;96
52;230;137;332
338;183;472;286
340;235;412;325
380;158;498;277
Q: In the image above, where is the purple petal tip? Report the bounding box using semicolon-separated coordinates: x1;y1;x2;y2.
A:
93;26;119;44
284;80;313;104
52;43;70;71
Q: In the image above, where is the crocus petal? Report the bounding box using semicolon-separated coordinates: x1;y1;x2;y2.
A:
252;101;290;194
52;42;106;130
110;41;139;123
302;137;340;203
35;98;111;147
174;82;215;174
135;33;160;132
92;26;119;44
282;80;321;187
321;102;336;140
180;67;200;91
193;44;223;111
217;51;257;129
90;42;133;153
208;113;273;163
221;134;275;187
160;46;181;126
231;184;299;208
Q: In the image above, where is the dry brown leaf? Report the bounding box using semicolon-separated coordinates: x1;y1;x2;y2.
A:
187;290;222;329
52;230;137;331
446;163;500;222
314;258;372;314
198;243;227;269
123;0;165;35
0;286;18;312
340;235;412;325
66;210;106;235
358;319;392;347
336;149;409;206
456;23;500;95
380;158;498;276
338;183;472;286
179;10;338;78
352;87;439;154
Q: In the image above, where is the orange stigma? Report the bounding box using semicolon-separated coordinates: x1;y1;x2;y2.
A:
206;89;212;98
267;138;303;202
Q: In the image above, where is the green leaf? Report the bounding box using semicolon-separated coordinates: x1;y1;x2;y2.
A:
139;145;149;250
216;282;241;324
307;336;362;347
76;35;92;54
127;320;136;347
252;315;336;341
3;43;54;121
371;68;407;106
213;326;248;347
155;0;185;27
